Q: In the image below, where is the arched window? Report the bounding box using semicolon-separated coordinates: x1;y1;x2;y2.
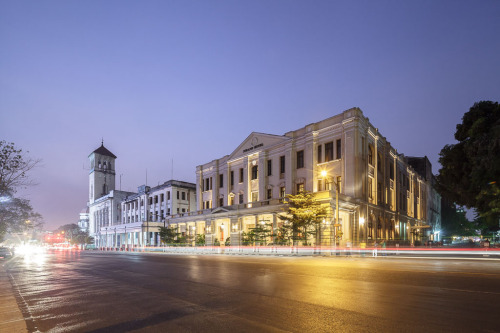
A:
98;161;102;169
103;161;107;170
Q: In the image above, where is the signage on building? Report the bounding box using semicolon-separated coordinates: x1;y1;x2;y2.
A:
243;143;263;153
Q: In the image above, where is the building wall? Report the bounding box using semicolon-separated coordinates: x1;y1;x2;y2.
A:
170;107;434;246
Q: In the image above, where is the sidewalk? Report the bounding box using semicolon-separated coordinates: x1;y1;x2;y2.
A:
0;263;28;333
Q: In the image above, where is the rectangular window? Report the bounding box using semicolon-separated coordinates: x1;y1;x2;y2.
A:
317;179;323;191
377;182;382;203
296;183;304;193
280;156;285;174
209;177;212;190
167;208;170;215
229;196;234;205
239;168;244;183
368;178;373;199
167;191;170;200
251;165;258;180
177;191;179;200
267;159;272;176
297;150;304;169
230;171;234;186
336;139;342;159
205;178;209;191
182;192;186;200
325;142;334;162
182;208;186;213
267;188;272;200
219;174;223;188
280;187;286;198
239;193;244;204
155;196;158;204
251;192;258;202
160;194;164;202
219;197;224;207
317;145;322;163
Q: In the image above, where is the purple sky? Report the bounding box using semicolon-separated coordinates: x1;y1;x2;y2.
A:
1;1;499;231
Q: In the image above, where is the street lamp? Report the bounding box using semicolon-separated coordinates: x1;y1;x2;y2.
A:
220;223;225;246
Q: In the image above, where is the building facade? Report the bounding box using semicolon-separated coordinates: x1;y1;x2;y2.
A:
87;142;196;248
167;108;435;246
78;208;89;232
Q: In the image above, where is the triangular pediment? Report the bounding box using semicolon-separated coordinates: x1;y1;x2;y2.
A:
228;132;289;160
211;207;231;214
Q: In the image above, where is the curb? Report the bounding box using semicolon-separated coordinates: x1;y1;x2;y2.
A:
0;262;28;333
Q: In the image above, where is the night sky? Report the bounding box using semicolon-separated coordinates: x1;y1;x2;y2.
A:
1;1;499;230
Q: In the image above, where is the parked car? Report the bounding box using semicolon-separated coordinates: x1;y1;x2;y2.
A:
0;247;13;259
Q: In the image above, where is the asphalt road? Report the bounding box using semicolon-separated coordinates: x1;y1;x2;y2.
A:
4;250;500;333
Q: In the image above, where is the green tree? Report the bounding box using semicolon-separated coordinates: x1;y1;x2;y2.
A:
0;141;42;242
195;234;205;246
437;101;500;230
278;191;327;245
249;221;273;245
441;199;476;239
159;225;178;244
55;223;92;245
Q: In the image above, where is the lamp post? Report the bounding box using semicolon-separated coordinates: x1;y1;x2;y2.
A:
220;223;225;246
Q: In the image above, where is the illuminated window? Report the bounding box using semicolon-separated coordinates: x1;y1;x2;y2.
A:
337;176;342;193
251;192;258;202
296;183;304;193
280;187;286;198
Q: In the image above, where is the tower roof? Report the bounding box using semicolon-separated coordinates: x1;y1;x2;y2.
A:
91;143;117;158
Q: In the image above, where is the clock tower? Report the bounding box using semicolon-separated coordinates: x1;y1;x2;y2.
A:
88;141;117;204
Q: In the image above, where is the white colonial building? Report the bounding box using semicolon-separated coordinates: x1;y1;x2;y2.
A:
78;208;89;232
86;142;196;249
167;107;436;246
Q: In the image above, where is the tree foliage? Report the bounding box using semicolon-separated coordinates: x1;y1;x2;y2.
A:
0;141;42;242
278;191;327;245
55;223;93;245
437;101;500;226
441;200;476;238
159;225;191;244
0;141;40;195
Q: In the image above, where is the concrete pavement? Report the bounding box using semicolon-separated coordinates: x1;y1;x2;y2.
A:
0;262;28;333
